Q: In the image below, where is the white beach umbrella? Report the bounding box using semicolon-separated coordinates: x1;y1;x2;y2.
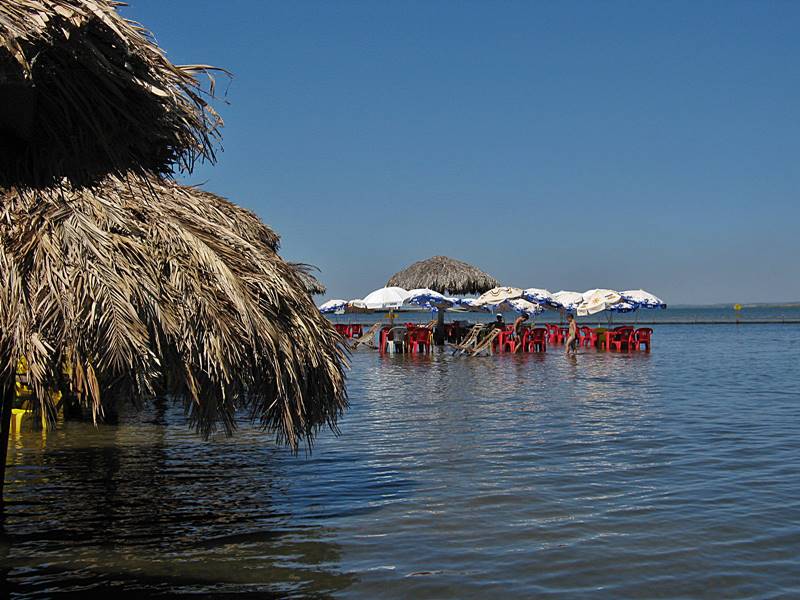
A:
577;289;624;316
621;289;667;309
362;286;409;310
551;291;584;312
474;286;523;307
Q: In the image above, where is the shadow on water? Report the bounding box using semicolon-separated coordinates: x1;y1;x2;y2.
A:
0;400;357;598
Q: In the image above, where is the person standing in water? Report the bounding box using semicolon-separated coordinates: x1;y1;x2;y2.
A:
565;313;579;355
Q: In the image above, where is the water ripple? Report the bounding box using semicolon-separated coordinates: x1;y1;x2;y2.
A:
2;324;800;598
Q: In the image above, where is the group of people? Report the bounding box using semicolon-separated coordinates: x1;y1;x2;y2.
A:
484;312;580;355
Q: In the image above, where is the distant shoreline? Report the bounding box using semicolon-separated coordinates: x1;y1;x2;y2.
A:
670;303;800;309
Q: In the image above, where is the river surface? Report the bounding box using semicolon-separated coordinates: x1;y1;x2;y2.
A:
3;323;800;598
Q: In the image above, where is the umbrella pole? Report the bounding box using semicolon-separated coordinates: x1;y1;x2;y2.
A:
435;309;446;345
0;377;14;509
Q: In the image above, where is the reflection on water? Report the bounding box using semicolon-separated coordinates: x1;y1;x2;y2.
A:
3;324;800;598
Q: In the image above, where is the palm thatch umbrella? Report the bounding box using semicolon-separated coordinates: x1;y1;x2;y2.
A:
386;255;498;295
387;256;499;339
290;263;326;296
0;0;222;187
0;177;348;489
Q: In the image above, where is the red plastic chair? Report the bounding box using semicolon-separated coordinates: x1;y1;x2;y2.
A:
634;328;653;351
334;324;349;336
599;330;615;351
580;326;597;347
379;327;390;353
545;324;563;344
406;327;432;353
498;326;519;353
524;327;547;352
349;324;363;338
608;329;635;352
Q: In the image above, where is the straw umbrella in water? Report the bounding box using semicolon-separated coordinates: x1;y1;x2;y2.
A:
387;255;498;296
0;1;348;504
387;256;499;342
0;0;222;187
0;178;348;471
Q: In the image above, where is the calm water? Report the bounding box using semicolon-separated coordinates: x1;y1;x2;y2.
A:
3;323;800;598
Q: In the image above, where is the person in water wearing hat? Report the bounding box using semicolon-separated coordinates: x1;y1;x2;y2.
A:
477;314;506;345
491;314;506;330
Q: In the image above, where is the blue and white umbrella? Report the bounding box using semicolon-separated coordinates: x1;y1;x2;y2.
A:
451;297;488;312
319;298;369;314
490;298;543;316
403;288;456;310
621;289;667;310
550;291;584;312
522;288;560;308
608;300;638;313
319;299;347;314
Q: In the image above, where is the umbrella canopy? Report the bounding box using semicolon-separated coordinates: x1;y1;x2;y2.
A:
362;287;408;310
0;176;348;449
319;299;347;314
290;263;326;296
403;288;456;310
451;297;488;312
550;291;584;312
386;256;499;295
621;290;667;309
0;0;222;187
474;287;523;307
522;288;559;308
319;299;369;314
577;289;624;316
485;298;543;316
608;301;638;313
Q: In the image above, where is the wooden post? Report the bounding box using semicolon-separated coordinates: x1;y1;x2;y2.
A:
0;377;13;507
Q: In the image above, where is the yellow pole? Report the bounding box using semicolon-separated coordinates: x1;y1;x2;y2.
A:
0;378;14;507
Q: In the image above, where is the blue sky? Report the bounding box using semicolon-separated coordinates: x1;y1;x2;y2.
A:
123;1;800;304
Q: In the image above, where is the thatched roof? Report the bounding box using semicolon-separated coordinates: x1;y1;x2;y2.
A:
0;0;222;187
0;177;348;449
290;263;327;296
386;256;499;295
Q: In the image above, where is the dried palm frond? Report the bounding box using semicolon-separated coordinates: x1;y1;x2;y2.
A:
289;262;326;296
0;177;348;450
0;0;223;187
387;256;499;295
